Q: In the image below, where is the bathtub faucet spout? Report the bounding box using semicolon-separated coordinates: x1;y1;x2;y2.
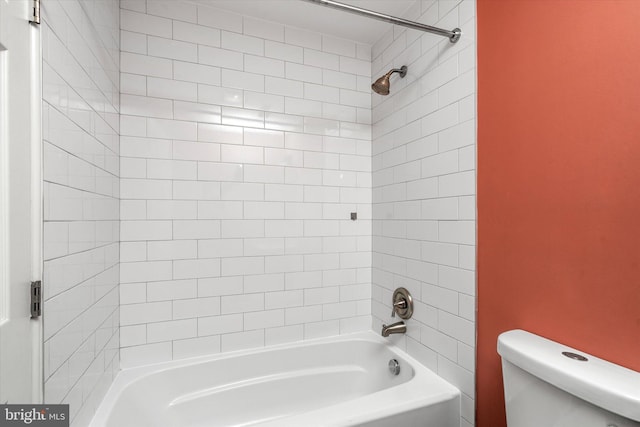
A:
381;321;406;337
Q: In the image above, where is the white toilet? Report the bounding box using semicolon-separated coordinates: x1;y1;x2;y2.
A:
498;329;640;427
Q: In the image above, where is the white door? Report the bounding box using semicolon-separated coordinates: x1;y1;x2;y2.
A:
0;0;41;404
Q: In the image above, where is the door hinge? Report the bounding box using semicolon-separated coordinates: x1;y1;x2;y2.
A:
30;280;41;319
29;0;40;25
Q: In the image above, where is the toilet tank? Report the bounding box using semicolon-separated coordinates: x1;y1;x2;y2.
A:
498;330;640;427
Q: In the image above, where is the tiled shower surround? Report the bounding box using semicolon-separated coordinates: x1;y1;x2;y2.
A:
118;0;373;366
371;2;476;427
42;0;120;425
42;0;475;425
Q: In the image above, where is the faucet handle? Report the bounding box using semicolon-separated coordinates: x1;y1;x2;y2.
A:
391;299;406;317
390;287;413;320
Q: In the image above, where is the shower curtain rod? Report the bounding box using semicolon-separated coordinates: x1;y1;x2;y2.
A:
301;0;461;43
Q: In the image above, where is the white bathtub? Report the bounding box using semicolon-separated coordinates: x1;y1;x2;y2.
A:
89;332;460;427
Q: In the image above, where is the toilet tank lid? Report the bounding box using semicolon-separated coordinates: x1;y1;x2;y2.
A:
498;329;640;422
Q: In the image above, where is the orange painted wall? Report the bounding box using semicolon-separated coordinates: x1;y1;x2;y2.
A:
477;1;640;426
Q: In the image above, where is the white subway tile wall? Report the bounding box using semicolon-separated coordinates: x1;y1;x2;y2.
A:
42;0;120;426
119;1;372;368
371;1;476;427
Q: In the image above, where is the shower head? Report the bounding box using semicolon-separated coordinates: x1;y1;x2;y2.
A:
371;65;407;95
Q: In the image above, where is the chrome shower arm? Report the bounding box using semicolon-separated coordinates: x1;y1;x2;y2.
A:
388;67;408;78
